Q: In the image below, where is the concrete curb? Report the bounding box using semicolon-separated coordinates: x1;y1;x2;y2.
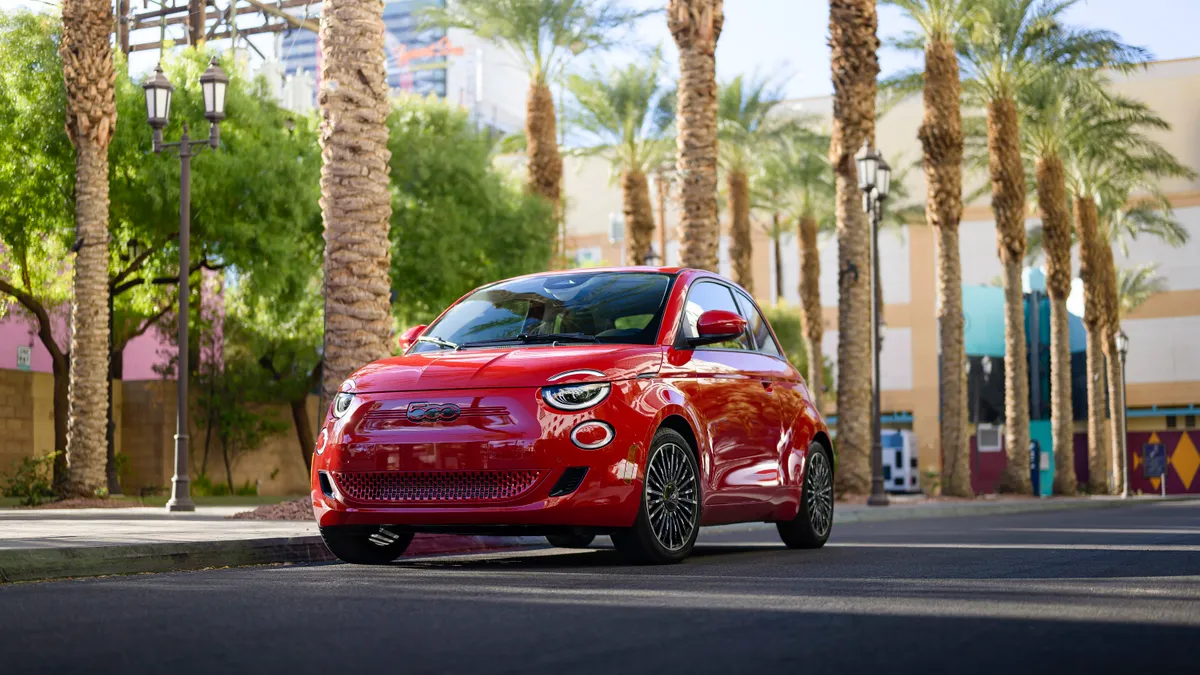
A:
0;534;545;584
833;495;1198;524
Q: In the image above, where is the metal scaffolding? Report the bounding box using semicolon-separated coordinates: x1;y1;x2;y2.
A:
117;0;320;56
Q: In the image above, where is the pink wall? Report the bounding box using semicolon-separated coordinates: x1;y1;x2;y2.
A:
0;309;69;373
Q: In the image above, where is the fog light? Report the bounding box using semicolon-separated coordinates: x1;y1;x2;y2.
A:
570;421;614;449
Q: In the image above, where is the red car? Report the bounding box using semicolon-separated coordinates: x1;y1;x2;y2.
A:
311;267;834;564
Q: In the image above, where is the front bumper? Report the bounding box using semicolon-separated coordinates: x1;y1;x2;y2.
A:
310;383;649;530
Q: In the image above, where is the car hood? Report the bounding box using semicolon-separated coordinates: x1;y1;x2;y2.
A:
346;345;664;393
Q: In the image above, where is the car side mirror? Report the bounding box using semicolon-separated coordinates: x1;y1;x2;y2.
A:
688;310;746;347
397;324;427;352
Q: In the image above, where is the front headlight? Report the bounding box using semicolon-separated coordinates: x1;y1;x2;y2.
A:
331;392;355;418
542;382;610;411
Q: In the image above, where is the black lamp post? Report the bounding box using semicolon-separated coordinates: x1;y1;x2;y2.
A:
1115;329;1130;498
143;58;229;513
856;140;891;507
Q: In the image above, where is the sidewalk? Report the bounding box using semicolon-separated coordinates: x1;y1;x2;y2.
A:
1;495;1192;583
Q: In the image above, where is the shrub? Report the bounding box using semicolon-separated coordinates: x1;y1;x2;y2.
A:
2;452;59;506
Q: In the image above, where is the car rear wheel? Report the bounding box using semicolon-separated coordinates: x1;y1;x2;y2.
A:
776;441;834;549
320;525;414;565
545;533;596;549
611;428;701;564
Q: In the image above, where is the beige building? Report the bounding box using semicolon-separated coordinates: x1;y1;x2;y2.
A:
560;57;1200;483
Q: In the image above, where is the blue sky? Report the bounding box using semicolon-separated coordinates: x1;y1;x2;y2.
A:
6;0;1199;99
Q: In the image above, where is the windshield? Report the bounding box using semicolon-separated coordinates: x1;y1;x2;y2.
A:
410;272;674;353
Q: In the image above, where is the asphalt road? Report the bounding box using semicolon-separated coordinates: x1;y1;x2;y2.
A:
3;501;1199;675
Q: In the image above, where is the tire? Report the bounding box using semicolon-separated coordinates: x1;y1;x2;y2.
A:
320;525;414;565
611;428;701;564
776;441;834;549
545;533;596;549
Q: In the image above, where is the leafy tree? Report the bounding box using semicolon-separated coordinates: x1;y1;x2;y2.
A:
424;0;650;260
566;49;674;265
386;95;557;324
0;11;79;490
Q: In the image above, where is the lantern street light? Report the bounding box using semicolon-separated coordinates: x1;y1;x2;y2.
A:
143;58;229;513
1115;329;1130;498
856;140;891;507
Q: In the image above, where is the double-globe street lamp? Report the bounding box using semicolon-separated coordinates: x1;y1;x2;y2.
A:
856;141;891;507
142;58;230;512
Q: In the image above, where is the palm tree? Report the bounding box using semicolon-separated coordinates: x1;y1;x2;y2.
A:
1017;70;1108;496
426;0;648;256
1064;92;1193;493
566;53;674;265
1116;263;1168;319
757;129;834;412
957;0;1146;493
668;0;724;272
718;75;785;294
884;0;974;497
60;0;116;496
318;0;395;403
828;0;880;495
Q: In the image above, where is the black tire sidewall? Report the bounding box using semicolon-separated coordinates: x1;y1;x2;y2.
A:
320;526;414;564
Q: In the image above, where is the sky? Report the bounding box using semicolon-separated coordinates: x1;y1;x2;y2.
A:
5;0;1200;99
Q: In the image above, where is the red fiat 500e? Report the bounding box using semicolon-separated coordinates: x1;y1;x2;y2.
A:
312;267;835;564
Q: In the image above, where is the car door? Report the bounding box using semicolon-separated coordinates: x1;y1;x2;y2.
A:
660;280;781;522
734;291;804;497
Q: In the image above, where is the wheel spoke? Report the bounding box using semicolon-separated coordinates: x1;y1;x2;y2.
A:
644;442;698;552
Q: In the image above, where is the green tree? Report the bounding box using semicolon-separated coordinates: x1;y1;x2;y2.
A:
387;95;558;325
958;0;1147;493
566;49;674;265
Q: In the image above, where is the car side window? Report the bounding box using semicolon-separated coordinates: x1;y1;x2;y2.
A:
681;281;752;351
735;292;784;360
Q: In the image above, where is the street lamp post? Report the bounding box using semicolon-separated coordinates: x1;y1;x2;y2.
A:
1115;329;1130;498
143;59;229;513
856;141;891;507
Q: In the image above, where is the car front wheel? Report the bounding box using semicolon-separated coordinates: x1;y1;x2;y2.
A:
320;525;414;564
611;428;701;564
776;441;834;549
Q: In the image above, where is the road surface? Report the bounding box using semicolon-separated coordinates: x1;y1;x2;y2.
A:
2;500;1198;674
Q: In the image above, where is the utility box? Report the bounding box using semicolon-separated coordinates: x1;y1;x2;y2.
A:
881;429;920;493
1028;419;1054;497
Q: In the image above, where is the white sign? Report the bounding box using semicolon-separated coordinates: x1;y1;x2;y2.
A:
16;345;32;371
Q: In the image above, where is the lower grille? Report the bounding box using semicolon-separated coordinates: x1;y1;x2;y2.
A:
332;470;544;504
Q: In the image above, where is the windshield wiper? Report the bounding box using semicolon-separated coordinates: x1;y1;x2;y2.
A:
459;333;599;349
415;335;460;350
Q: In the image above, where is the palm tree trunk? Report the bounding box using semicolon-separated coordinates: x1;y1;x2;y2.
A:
917;37;970;496
318;0;394;403
772;212;784;304
1074;196;1109;494
290;398;315;472
728;170;753;291
526;82;563;218
656;170;669;263
622;169;656;266
1099;245;1125;494
828;0;879;495
1036;154;1076;495
798;213;823;413
986;97;1032;494
668;0;723;272
61;0;117;497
